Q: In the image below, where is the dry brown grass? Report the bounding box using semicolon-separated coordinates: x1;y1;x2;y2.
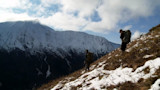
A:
37;68;85;90
149;24;160;32
143;66;150;74
107;81;139;90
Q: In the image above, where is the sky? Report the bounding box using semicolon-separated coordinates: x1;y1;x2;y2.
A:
0;0;160;44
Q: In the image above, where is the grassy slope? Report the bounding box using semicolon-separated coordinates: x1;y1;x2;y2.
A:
38;24;160;90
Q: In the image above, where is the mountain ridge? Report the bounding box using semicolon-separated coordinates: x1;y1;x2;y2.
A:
0;21;118;55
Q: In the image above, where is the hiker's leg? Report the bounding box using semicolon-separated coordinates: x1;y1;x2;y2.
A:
121;42;126;51
121;42;125;51
123;43;127;51
84;60;88;70
121;42;123;51
85;63;88;70
87;63;90;71
85;62;89;71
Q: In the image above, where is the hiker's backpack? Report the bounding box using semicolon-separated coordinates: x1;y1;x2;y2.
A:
123;30;131;43
86;52;93;63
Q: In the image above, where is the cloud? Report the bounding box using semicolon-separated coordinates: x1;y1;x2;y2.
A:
40;12;88;31
131;30;143;40
60;0;99;17
0;10;35;22
84;0;159;32
0;0;160;33
0;0;21;8
0;0;32;9
41;0;61;7
123;25;132;30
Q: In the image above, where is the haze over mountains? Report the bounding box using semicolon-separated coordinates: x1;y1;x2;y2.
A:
0;21;119;90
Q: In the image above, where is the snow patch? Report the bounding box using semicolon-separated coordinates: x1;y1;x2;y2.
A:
149;79;160;90
52;58;160;90
140;35;147;41
155;35;159;38
143;54;154;59
36;68;43;75
115;54;119;57
90;65;96;70
126;42;139;52
140;47;149;52
44;57;51;78
108;56;111;59
46;65;51;78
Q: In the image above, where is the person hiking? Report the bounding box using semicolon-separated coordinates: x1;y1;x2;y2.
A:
84;50;93;71
119;29;131;51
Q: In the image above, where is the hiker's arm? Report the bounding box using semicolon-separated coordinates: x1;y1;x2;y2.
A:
120;33;124;39
86;53;88;58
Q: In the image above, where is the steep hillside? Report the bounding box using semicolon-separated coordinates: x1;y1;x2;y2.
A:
39;24;160;90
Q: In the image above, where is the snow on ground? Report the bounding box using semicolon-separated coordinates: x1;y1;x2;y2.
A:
143;54;154;59
155;35;160;38
140;34;147;41
126;42;139;52
44;57;51;78
36;68;43;75
52;57;160;90
140;47;149;52
46;65;51;78
149;79;160;90
126;33;155;53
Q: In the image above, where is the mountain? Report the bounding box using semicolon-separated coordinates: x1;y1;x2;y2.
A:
0;21;119;90
0;21;118;54
39;24;160;90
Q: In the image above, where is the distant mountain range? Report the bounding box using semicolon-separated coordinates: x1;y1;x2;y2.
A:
0;21;119;90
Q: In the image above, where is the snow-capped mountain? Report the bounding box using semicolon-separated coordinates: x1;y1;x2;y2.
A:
0;21;118;55
0;21;119;90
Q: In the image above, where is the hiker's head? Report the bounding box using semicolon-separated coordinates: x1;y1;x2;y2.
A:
86;49;88;53
119;29;123;33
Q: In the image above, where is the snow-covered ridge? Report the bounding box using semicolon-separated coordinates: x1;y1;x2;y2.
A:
0;21;118;55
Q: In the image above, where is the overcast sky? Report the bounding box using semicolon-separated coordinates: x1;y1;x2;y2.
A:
0;0;160;44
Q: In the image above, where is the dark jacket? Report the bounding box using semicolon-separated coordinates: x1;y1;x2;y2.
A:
85;52;93;63
120;31;125;42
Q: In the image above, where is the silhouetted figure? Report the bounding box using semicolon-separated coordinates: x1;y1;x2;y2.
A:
84;50;93;71
119;29;131;51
